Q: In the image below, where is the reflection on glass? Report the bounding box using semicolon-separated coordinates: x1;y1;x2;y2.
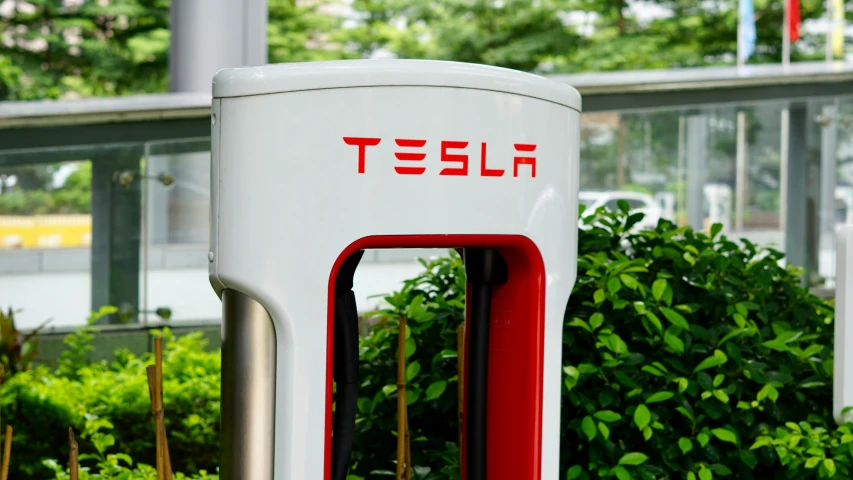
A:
579;104;787;253
0;160;94;328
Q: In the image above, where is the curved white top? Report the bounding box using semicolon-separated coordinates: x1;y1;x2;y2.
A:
212;59;581;111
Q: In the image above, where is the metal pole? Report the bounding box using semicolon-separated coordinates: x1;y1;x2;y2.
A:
686;114;708;231
736;111;747;231
785;104;813;276
780;108;790;231
834;224;853;425
819;103;838;283
677;116;686;226
170;0;267;93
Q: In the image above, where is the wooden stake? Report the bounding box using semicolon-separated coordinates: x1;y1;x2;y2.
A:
457;323;465;453
396;316;408;480
154;338;173;479
0;425;12;480
69;428;79;480
147;366;163;480
147;338;173;480
404;414;412;480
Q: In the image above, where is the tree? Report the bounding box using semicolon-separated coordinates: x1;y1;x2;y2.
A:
0;0;169;101
346;0;581;72
267;0;354;64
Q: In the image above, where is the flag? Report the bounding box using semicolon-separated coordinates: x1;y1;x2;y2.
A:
833;0;845;58
739;0;757;61
788;0;801;43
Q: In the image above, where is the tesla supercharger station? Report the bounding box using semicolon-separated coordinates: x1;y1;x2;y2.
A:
209;60;581;480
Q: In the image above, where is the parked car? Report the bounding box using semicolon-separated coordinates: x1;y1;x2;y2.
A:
578;190;662;230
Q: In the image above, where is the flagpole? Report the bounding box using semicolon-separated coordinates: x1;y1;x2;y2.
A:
783;0;791;67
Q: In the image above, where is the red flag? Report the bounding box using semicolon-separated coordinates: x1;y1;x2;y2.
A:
788;0;801;42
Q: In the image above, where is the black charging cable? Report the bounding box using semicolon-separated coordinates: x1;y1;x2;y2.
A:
463;248;508;480
331;250;364;480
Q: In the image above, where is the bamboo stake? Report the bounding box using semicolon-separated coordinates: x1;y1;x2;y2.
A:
396;316;408;480
69;428;79;480
147;339;173;480
146;366;163;480
154;338;173;479
0;425;12;480
457;323;465;453
404;414;412;480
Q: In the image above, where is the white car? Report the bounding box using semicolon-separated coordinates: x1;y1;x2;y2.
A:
578;190;662;230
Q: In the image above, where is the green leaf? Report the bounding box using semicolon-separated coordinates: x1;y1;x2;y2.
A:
646;391;674;403
618;452;649;466
612;466;631;480
712;389;729;404
698;468;712;480
598;421;610;440
608;277;622;295
642;365;664;377
711;428;738;445
578;363;598;374
633;302;646;315
593;410;622;422
407;294;425;320
382;384;398;397
652;279;667;301
698;432;710;447
564;366;580;390
644;312;663;333
620;274;639;290
634;404;650;430
693;350;728;373
406;361;421;381
566;465;582;480
424;381;447;401
710;223;723;238
664;332;685;354
679;437;693;454
594;289;606;305
718;328;749;347
676;377;689;393
660;307;689;330
805;457;821;469
405;336;416;358
824;458;836;476
590;313;605;331
568;318;592;333
582;416;596;441
687;473;697;480
750;437;772;450
757;384;779;403
713;374;724;388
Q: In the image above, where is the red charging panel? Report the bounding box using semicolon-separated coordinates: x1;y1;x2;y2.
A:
326;235;546;480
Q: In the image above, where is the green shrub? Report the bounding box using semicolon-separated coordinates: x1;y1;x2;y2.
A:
560;205;836;479
2;329;219;479
42;416;217;480
6;206;849;479
350;205;845;479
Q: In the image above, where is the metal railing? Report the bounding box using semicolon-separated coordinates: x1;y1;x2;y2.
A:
1;61;852;327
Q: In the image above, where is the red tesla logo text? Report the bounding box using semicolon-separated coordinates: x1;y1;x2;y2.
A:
342;137;537;178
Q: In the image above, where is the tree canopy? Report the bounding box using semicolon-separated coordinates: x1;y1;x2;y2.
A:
0;0;843;101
